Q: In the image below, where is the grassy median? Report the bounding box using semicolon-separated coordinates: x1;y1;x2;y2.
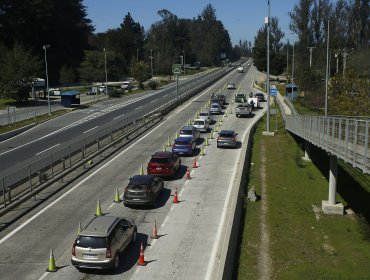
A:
235;110;370;279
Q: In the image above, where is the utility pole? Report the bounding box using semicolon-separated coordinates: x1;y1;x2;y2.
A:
307;46;316;67
150;49;153;75
43;44;51;115
335;51;340;74
182;50;186;75
325;20;329;116
265;0;270;133
291;33;295;100
103;48;108;95
286;40;289;82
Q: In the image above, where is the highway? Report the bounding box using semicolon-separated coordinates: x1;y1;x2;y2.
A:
0;62;262;279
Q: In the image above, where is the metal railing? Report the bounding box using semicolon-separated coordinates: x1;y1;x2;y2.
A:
285;114;370;174
0;67;231;209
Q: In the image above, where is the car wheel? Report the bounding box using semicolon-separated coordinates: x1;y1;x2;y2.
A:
113;254;120;270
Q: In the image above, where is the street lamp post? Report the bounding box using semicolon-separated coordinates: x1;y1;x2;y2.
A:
181;50;186;75
307;46;316;68
43;44;51;115
291;32;295;100
265;0;271;133
325;20;329;116
103;48;108;95
286;40;289;82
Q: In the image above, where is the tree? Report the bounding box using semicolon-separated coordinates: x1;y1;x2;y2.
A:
130;61;150;89
59;65;76;89
0;44;41;101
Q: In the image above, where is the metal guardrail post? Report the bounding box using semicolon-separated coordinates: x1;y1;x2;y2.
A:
50;154;54;177
365;122;369;170
353;120;358;166
2;177;6;208
69;146;72;167
345;119;349;160
29;166;32;193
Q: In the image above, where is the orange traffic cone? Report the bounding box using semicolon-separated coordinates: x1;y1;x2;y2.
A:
137;242;147;266
150;220;159;239
193;157;197;168
173;188;179;204
186;167;191;180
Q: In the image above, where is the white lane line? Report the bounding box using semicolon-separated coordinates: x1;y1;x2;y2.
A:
163;94;168;97
150;99;157;103
83;126;99;134
135;105;143;110
35;144;60;155
113;113;125;120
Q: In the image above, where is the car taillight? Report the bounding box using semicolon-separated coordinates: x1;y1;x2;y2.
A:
106;247;112;258
146;189;153;193
72;245;76;256
124;188;128;193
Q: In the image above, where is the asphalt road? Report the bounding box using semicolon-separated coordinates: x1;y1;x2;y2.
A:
0;61;261;280
0;68;227;179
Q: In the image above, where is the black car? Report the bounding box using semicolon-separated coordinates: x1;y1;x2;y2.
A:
254;92;265;102
123;175;164;207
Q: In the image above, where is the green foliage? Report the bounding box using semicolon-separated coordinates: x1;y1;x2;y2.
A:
0;44;41;102
130;61;150;89
148;80;158;90
59;65;76;89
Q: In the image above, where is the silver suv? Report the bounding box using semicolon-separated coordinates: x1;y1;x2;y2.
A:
71;215;137;270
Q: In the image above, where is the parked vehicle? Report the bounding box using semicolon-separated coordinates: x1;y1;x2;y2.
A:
123;175;164;207
217;130;238;148
247;97;259;109
236;103;253;118
254;92;265;102
198;110;213;124
48;88;61;96
209;103;222;114
172;136;196;156
121;81;133;90
193;118;209;133
71;215;137;271
179;126;200;142
147;151;181;178
234;93;247;103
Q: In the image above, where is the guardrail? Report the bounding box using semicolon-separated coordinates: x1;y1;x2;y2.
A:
285;114;370;174
0;67;232;209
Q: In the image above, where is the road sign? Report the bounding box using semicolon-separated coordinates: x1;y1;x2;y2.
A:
270;87;277;96
172;64;182;75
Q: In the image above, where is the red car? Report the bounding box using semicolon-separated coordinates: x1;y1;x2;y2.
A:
147;151;181;178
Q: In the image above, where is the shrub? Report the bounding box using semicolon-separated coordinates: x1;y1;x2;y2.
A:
148;80;158;90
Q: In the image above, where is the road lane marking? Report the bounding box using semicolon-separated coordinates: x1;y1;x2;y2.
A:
35;144;60;155
83;126;99;134
135;105;143;110
150;99;157;103
113;113;125;120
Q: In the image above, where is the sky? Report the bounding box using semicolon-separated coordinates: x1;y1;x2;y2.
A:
83;0;297;46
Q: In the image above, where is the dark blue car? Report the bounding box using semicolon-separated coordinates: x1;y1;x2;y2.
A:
172;136;196;156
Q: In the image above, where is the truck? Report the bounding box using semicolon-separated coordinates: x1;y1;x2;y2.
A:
235;103;253;118
237;66;244;73
247;97;260;109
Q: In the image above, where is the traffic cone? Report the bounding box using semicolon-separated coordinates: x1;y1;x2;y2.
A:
200;146;204;156
150;220;159;239
114;187;121;203
96;200;103;216
186;167;191;180
137;242;147;266
77;222;82;234
139;164;144;175
46;249;57;272
173;188;179;203
167;136;171;147
205;136;209;146
230;107;233;114
175;132;179;139
210;130;213;139
162;145;167;152
225;111;228;117
220;118;223;123
193;157;197;168
188;118;191;125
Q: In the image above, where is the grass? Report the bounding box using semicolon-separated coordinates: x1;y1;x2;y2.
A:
0;98;18;110
235;110;370;279
0;109;68;134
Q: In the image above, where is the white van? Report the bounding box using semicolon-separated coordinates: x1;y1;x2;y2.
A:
121;81;133;90
192;119;209;133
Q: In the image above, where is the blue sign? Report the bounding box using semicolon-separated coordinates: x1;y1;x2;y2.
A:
270;87;277;96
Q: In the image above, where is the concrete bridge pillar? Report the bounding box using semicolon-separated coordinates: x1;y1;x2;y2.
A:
302;141;311;161
322;154;344;215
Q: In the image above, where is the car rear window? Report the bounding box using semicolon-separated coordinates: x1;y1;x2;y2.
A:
151;158;170;164
180;130;192;135
211;104;219;108
199;113;208;116
175;139;190;145
76;236;107;248
220;132;233;138
193;121;204;125
129;184;149;190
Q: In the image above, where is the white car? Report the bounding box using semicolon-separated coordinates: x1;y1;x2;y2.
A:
209;103;222;115
227;82;236;89
198;110;213;124
48;88;61;96
192;119;209;133
121;81;133;90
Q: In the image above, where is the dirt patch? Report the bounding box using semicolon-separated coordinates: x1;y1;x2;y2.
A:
257;143;272;279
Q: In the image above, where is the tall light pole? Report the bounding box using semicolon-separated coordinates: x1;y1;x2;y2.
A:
325;20;329;116
307;46;316;67
43;44;51;115
103;48;108;95
265;0;271;133
150;49;153;75
181;49;186;75
291;32;295;100
335;50;340;74
286;40;289;82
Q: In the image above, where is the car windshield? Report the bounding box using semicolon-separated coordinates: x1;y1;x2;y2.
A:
193;121;204;125
128;184;150;191
151;158;170;164
220;132;234;138
76;236;107;248
211;104;219;108
236;94;245;98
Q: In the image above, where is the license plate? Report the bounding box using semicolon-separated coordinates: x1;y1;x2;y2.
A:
84;254;97;259
156;167;162;170
132;198;141;201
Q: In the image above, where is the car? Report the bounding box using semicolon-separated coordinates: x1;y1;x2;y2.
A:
198;110;213;124
121;81;133;90
234;93;247;103
237;66;244;73
192;118;209;133
254;92;265;102
179;126;200;142
217;130;238;148
209;103;222;114
71;215;137;271
123;175;164;207
172;136;196;156
211;94;225;107
147;151;181;178
48;88;61;96
99;85;106;93
227;82;236;89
